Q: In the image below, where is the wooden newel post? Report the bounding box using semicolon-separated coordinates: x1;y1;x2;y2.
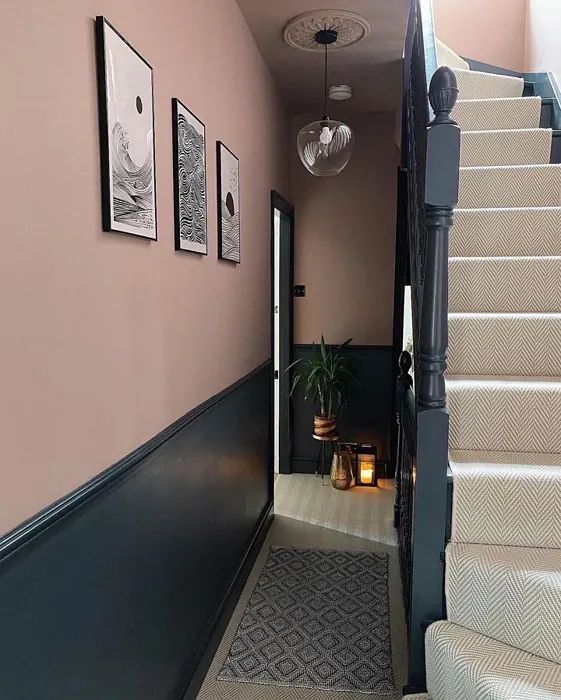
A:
407;66;460;693
419;66;460;410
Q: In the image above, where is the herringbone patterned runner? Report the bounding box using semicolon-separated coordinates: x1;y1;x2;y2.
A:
446;542;561;664
426;622;561;699
460;129;552;167
421;38;561;700
448;313;561;376
452;96;541;131
458;164;561;208
450;207;561;257
454;68;524;99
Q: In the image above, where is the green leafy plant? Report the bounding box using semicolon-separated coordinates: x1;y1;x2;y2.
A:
288;336;356;418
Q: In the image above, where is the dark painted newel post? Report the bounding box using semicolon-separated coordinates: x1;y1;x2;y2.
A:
408;66;460;692
419;66;460;409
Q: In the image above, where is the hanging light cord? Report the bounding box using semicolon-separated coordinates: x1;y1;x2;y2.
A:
323;42;329;121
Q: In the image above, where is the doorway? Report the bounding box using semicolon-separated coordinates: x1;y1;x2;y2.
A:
271;191;294;476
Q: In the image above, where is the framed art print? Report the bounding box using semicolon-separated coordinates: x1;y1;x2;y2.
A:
95;17;157;240
172;99;207;254
216;142;240;263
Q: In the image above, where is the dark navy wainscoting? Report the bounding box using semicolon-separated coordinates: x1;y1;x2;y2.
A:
0;362;272;700
291;345;393;475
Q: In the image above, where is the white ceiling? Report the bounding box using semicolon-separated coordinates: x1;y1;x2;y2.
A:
235;0;410;116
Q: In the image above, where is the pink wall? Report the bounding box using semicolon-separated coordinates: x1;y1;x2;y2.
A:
290;111;399;346
433;0;528;72
525;0;561;79
0;0;289;535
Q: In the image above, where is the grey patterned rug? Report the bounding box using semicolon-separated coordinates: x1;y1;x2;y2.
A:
217;546;395;695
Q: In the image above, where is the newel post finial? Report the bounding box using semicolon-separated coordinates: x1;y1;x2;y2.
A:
398;350;413;388
428;66;459;125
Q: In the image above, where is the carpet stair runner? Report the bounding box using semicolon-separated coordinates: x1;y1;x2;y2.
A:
403;41;561;699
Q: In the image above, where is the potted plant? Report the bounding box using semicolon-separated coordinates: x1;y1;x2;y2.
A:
288;336;355;438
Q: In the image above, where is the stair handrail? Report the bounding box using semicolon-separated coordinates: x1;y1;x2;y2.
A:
395;0;460;692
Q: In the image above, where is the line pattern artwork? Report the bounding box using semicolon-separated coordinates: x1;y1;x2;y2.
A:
95;17;157;240
111;122;154;231
217;142;240;263
173;99;207;254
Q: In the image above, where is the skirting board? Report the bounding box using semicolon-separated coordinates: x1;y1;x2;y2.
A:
180;502;274;700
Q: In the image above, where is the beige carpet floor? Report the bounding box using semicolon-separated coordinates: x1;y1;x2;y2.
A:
274;474;397;546
196;515;407;700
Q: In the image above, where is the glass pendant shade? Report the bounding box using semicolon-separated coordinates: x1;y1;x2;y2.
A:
297;119;354;176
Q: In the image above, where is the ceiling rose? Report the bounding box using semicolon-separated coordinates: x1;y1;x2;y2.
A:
283;10;371;52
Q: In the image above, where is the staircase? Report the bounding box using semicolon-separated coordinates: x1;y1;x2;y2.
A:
404;43;561;699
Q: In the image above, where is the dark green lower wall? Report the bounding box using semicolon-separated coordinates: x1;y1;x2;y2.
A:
291;345;394;475
0;362;272;700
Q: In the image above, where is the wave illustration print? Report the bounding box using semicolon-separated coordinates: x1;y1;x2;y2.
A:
111;122;153;229
221;199;240;262
177;114;206;244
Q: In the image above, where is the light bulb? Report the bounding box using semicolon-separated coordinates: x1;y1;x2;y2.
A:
319;125;333;145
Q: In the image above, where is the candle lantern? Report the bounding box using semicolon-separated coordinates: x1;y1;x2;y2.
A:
356;443;378;487
338;442;378;487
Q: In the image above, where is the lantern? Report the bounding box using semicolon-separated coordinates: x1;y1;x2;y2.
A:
356;444;377;487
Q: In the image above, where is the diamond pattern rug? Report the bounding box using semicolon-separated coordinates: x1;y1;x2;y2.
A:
217;546;394;695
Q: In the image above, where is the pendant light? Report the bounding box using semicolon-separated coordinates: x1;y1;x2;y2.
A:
297;29;354;177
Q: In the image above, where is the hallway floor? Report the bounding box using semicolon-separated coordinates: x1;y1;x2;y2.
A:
275;474;397;546
196;513;407;700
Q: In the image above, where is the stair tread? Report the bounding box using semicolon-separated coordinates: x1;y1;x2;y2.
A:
450;448;561;467
447;542;561;665
447;374;561;386
450;311;561;316
462;128;551;134
456;205;561;210
456;96;541;104
460;163;561;172
426;621;561;699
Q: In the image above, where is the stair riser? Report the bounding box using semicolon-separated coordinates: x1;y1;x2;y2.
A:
460;130;552;167
450;455;561;548
459;166;561;208
449;257;561;313
453;97;541;131
448;314;561;377
426;621;561;699
448;380;561;453
455;69;524;100
446;543;561;665
451;208;561;257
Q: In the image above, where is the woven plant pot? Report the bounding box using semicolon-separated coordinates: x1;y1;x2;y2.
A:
330;451;353;490
313;414;337;437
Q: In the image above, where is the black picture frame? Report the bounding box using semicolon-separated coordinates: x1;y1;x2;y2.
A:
216;141;240;263
172;98;208;255
95;16;158;240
